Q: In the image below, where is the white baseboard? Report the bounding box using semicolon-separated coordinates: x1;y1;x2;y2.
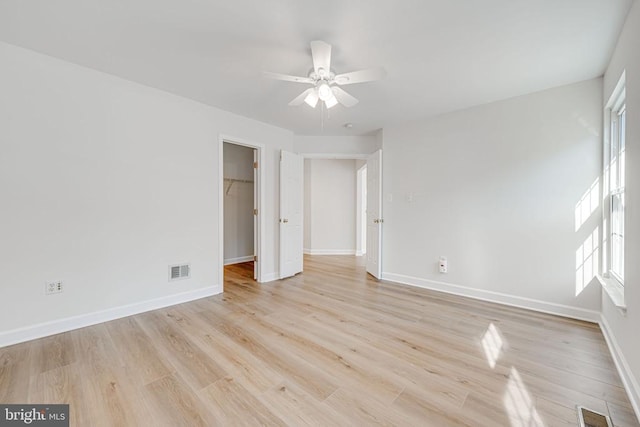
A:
355;250;365;256
303;248;311;255
381;272;601;323
304;249;356;256
224;255;254;265
599;315;640;420
0;285;221;348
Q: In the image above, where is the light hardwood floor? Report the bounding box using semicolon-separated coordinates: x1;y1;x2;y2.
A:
1;255;638;426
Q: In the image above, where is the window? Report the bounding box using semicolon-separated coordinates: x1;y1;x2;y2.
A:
605;74;626;285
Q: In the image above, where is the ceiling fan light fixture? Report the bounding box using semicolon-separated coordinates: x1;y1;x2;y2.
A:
325;94;338;109
304;90;319;108
267;41;385;112
317;82;332;101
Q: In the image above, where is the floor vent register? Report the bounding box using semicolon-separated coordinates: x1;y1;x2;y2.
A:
577;406;613;427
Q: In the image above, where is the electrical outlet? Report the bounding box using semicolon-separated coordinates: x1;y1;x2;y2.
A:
439;257;448;273
45;280;63;295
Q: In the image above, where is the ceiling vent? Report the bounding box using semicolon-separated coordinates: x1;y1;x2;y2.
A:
169;264;190;281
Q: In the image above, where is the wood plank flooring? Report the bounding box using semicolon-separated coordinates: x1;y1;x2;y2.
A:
1;255;638;426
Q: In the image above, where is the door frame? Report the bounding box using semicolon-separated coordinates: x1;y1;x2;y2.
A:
301;153;372;262
218;135;266;288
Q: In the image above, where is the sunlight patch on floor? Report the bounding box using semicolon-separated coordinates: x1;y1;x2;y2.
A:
503;367;545;427
481;323;504;369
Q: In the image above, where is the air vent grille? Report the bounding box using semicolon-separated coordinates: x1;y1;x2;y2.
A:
577;406;613;427
169;264;190;281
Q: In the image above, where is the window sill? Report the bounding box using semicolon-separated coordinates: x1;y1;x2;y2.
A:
596;274;627;314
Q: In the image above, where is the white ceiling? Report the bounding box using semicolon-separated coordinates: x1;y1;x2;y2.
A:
0;0;633;136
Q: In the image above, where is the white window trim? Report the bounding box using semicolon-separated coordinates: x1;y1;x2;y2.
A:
601;71;626;309
597;274;626;312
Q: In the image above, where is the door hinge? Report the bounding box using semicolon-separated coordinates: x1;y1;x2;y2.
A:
253;209;258;215
254;255;258;262
253;161;258;169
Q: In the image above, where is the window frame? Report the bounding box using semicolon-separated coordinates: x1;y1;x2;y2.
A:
603;73;626;287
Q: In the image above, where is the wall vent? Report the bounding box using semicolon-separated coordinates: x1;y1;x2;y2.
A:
577;406;613;427
169;264;190;281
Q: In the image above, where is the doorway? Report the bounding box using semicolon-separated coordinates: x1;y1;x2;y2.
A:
223;142;255;280
303;157;366;258
300;151;382;278
219;136;265;289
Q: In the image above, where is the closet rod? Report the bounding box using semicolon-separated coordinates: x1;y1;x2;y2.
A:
223;178;254;184
224;178;254;195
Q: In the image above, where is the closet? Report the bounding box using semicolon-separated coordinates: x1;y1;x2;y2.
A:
223;143;255;276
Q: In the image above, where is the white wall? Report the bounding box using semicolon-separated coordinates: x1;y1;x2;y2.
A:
304;159;357;255
0;42;293;344
601;0;640;414
382;78;603;320
223;143;254;264
294;135;380;156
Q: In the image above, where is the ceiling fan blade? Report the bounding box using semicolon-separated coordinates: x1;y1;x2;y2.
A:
334;67;386;85
332;87;359;107
288;88;315;106
263;71;314;84
310;40;332;77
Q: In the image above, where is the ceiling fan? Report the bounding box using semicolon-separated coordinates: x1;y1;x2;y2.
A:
265;41;386;109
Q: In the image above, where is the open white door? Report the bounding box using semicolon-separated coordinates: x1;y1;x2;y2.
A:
366;149;383;279
279;150;304;278
253;149;258;280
